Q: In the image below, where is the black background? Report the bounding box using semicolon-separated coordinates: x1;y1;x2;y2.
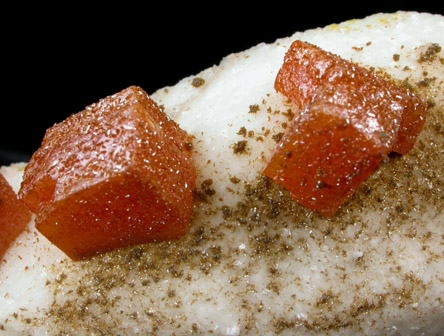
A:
1;4;442;165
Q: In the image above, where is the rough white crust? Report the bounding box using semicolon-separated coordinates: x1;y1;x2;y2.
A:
1;11;444;336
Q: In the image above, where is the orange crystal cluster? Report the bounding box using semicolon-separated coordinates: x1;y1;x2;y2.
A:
264;41;429;216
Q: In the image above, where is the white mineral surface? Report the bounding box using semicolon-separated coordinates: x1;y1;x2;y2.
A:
1;11;443;335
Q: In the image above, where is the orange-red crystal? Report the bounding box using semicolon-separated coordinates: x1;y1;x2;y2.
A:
20;86;196;259
0;172;32;260
265;41;429;216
